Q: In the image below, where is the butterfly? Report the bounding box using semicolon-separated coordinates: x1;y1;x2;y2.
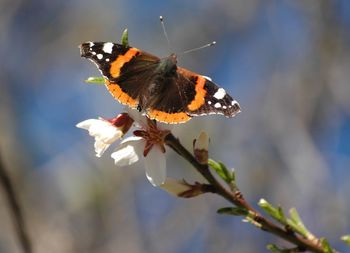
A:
80;41;240;124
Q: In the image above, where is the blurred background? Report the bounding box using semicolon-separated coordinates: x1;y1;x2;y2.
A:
1;0;350;252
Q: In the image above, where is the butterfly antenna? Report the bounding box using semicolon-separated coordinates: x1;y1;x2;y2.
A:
159;16;172;51
179;41;216;56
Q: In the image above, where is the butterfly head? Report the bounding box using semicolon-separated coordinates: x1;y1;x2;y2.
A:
158;53;177;77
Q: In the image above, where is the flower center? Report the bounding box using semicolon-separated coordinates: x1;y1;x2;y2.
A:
133;119;170;156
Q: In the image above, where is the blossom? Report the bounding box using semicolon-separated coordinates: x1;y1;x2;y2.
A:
193;131;209;164
76;113;133;157
111;116;170;186
160;178;208;198
111;136;166;186
77;109;171;186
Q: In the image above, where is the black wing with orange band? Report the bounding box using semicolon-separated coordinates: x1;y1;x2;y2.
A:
80;42;159;109
178;68;241;118
147;68;240;123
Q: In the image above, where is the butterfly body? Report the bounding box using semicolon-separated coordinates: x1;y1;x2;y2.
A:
80;42;240;124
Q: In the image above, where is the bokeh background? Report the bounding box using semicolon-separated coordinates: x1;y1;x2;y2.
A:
1;0;350;252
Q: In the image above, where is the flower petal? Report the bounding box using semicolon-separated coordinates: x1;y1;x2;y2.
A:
160;178;206;198
111;145;139;166
144;146;166;186
194;131;209;151
194;131;209;164
91;124;122;144
126;107;148;127
160;178;192;196
156;122;173;131
120;136;143;144
77;118;123;143
111;136;144;166
94;139;110;157
77;118;124;157
76;119;102;130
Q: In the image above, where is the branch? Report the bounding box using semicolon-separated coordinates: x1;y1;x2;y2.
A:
165;133;333;253
0;153;33;253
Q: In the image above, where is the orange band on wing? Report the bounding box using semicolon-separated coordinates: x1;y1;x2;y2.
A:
110;48;140;78
148;110;191;124
187;76;206;111
105;80;138;108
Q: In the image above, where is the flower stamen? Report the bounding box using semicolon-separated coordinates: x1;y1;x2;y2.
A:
133;118;170;157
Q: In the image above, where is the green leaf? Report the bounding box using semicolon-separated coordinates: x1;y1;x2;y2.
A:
266;244;299;253
218;161;235;182
287;208;313;239
341;235;350;246
217;206;248;216
258;199;286;224
243;216;262;228
266;244;288;253
258;201;315;239
208;159;226;180
267;244;281;253
277;206;287;224
208;159;235;185
121;28;129;47
85;77;105;85
320;238;333;253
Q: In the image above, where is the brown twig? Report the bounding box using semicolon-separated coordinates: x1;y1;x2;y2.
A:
0;154;33;253
165;133;334;253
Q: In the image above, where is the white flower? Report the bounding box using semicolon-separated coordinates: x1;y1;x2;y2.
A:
77;109;171;187
111;135;167;187
111;115;171;187
194;131;209;151
76;118;123;157
111;136;143;166
160;178;207;198
193;131;209;164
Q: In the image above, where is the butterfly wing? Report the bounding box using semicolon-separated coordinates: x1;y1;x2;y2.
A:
147;67;240;124
80;42;160;108
146;72;194;123
178;67;241;118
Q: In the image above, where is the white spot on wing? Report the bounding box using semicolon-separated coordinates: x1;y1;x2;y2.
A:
214;88;226;100
106;58;110;62
207;101;212;105
214;102;221;108
102;42;114;54
92;52;96;55
223;105;227;109
232;100;238;106
202;75;212;81
89;42;94;47
97;54;103;60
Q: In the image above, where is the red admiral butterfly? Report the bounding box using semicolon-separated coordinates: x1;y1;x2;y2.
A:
80;41;240;124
